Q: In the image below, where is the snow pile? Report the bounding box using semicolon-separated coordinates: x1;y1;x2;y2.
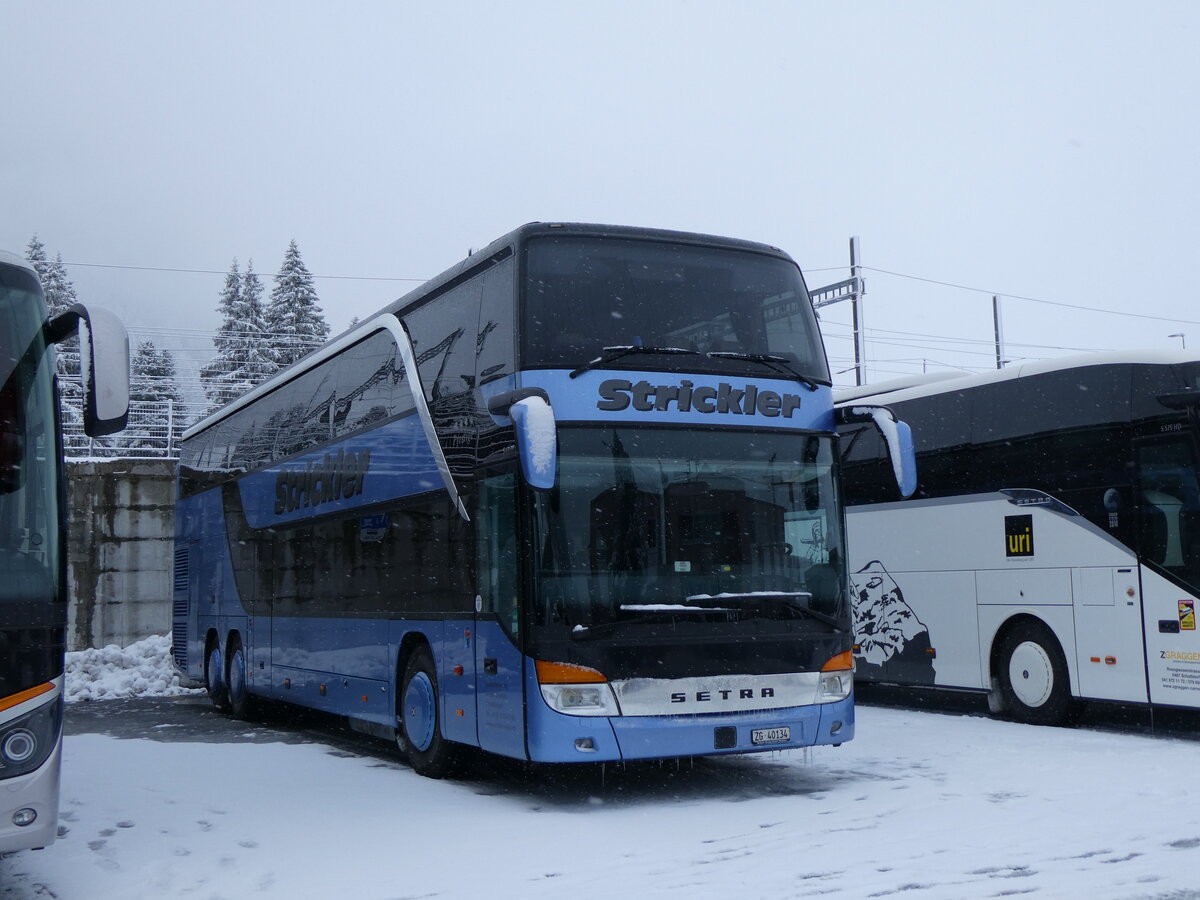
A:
65;634;203;702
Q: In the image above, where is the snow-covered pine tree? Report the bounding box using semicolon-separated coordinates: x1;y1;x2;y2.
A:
123;340;185;453
237;259;276;384
265;240;330;368
199;259;245;413
27;238;86;443
25;235;49;282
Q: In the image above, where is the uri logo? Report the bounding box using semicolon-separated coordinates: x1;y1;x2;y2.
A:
851;561;936;685
1005;514;1034;557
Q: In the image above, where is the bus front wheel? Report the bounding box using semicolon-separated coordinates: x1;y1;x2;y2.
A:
227;634;257;720
400;646;459;779
996;620;1073;726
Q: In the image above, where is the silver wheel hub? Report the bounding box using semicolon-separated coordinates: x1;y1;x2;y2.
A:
1008;640;1054;708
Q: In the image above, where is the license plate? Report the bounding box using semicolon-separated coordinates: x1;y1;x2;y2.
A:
751;726;790;746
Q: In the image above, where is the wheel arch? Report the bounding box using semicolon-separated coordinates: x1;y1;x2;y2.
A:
986;612;1077;698
396;630;434;694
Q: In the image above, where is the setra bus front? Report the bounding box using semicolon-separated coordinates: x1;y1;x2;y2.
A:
470;226;914;762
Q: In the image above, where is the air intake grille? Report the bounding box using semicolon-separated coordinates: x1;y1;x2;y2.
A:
172;547;190;668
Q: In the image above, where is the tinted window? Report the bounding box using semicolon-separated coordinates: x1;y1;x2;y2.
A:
973;367;1129;443
477;257;515;385
227;488;474;617
522;236;828;382
405;278;481;403
334;330;411;436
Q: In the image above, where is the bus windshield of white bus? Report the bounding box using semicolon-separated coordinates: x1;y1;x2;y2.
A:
527;427;846;636
521;236;830;385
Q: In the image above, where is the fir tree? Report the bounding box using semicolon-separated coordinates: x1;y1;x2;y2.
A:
199;258;281;415
25;235;49;283
27;238;85;434
265;240;329;368
123;340;185;453
199;259;242;412
237;259;276;383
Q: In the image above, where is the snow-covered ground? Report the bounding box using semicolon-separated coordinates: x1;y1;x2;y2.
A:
4;637;1199;899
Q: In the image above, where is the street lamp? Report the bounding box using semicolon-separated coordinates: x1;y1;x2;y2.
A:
1169;333;1186;350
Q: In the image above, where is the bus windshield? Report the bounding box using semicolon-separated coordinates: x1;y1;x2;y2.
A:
522;235;830;384
1138;434;1200;595
0;263;61;694
527;427;846;635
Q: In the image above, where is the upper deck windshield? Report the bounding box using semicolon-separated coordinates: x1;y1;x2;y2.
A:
522;235;830;384
0;262;61;694
528;427;846;639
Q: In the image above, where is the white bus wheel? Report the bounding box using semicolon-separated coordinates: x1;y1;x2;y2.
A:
996;621;1073;726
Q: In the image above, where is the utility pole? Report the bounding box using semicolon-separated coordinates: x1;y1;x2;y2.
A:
993;295;1005;369
811;236;866;386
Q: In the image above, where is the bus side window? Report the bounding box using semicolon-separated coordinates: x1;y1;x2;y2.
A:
478;473;519;637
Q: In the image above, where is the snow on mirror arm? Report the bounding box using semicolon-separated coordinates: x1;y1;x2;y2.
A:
836;403;917;498
488;388;557;490
47;303;130;436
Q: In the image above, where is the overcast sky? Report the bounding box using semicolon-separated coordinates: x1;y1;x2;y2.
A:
5;1;1198;388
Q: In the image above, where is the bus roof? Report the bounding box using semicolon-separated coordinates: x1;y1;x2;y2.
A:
0;250;36;274
835;349;1199;407
378;221;792;320
184;222;800;441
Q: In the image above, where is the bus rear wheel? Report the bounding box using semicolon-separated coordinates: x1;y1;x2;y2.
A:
206;640;230;711
400;646;459;779
996;620;1073;726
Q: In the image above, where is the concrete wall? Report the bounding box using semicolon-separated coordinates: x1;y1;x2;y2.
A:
66;459;176;651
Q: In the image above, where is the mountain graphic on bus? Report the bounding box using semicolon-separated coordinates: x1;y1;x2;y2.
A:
851;561;936;685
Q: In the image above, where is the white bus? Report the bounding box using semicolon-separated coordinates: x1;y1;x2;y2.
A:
0;250;128;852
836;351;1200;725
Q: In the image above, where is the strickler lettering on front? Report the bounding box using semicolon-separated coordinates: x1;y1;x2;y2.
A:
596;378;802;418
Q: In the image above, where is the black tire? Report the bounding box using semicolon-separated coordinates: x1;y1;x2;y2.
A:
996;620;1073;726
399;646;459;779
205;639;230;712
227;634;257;721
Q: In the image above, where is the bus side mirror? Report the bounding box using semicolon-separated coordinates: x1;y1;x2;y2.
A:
837;403;917;499
488;388;557;490
48;303;130;437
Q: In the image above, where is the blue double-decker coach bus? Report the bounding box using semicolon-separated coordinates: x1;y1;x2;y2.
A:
173;223;914;777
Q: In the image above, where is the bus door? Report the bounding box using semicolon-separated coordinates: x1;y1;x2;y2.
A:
1135;435;1200;707
474;472;527;758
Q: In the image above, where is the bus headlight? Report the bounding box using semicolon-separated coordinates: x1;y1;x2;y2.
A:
818;672;852;702
539;683;620;716
2;729;37;764
818;650;854;703
534;659;620;717
0;696;61;779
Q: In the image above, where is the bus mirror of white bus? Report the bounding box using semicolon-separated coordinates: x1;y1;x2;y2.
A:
48;303;130;436
837;404;917;499
489;389;557;490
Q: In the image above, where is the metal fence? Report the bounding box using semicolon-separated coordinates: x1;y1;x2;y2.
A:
62;398;209;460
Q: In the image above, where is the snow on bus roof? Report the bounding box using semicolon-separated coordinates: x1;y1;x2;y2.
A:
0;249;35;272
834;348;1198;407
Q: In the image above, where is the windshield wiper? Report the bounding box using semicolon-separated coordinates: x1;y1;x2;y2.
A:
688;591;842;627
569;605;742;640
705;352;823;391
569;345;701;379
